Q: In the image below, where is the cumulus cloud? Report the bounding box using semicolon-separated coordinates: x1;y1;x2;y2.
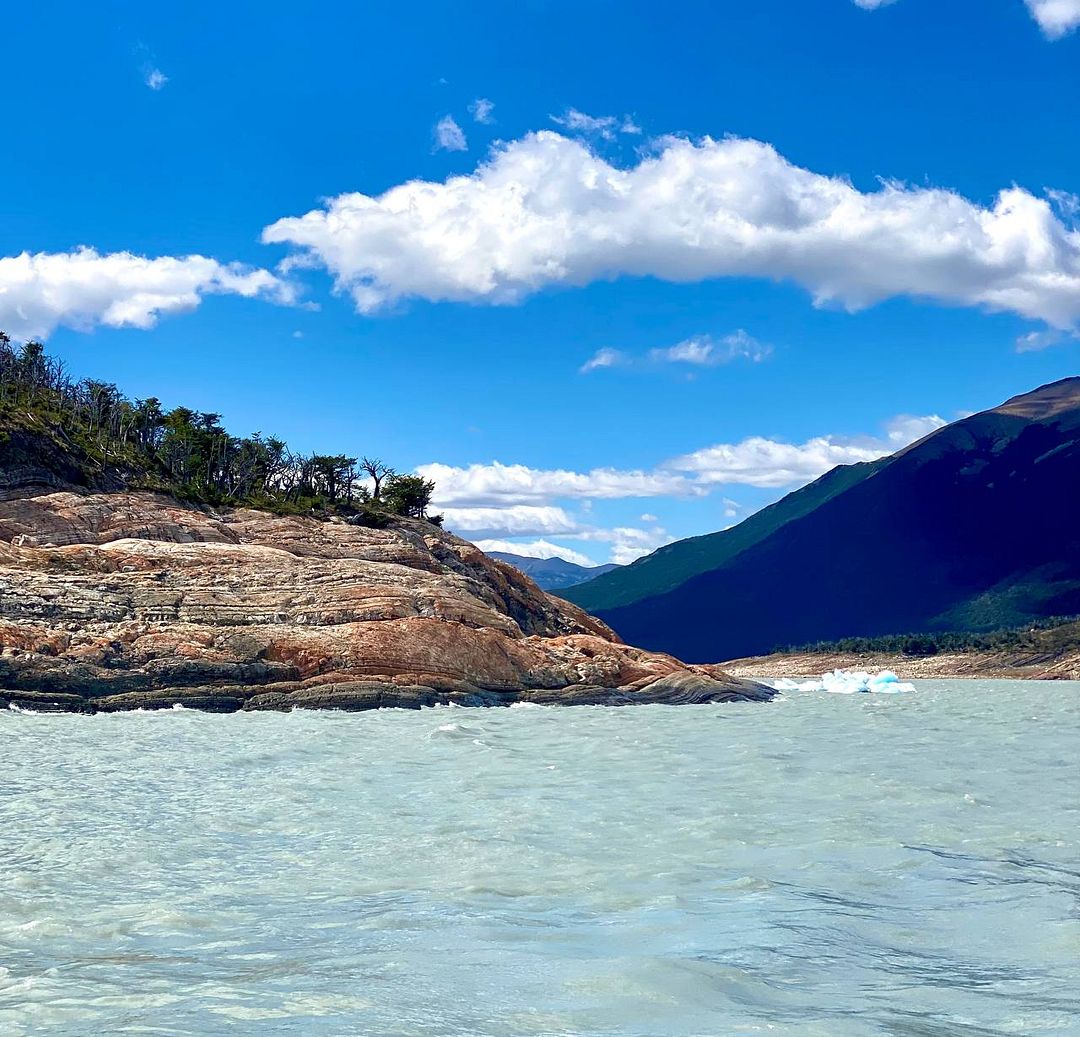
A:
442;507;673;565
438;505;579;536
430;414;945;564
574;525;674;565
880;414;948;448
1026;0;1080;37
614;535;668;565
671;414;946;488
474;524;671;567
473;539;598;567
650;330;772;366
433;115;467;152
263;130;1080;328
144;67;168;90
417;460;697;507
442;504;673;565
421;414;945;510
469;98;495;124
852;0;897;8
0;247;294;340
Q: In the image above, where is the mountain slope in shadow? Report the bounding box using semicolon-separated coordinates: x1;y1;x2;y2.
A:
579;379;1080;663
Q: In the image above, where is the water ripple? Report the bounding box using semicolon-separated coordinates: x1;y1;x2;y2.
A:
0;679;1077;1036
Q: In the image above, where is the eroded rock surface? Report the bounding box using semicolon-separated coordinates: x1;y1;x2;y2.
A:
0;492;772;712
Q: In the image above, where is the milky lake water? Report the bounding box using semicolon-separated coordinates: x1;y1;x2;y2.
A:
1;680;1078;1037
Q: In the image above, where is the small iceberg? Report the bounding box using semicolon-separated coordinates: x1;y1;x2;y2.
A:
772;670;916;695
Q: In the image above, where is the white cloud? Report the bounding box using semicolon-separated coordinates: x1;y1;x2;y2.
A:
421;414;945;510
448;508;671;566
852;0;897;8
671;414;946;488
469;98;495;124
474;524;671;567
0;247;294;340
650;330;772;366
549;108;631;141
880;414;947;447
473;539;597;567
144;67;168;90
583;330;771;374
1015;328;1066;351
427;414;944;564
263;130;1080;328
574;525;674;565
614;537;667;565
439;505;579;536
419;460;698;507
1026;0;1080;37
580;347;627;373
433;115;467;152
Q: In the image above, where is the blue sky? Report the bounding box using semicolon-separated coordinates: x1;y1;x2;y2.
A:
3;0;1080;564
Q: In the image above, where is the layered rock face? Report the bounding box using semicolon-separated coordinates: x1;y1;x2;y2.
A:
0;492;772;712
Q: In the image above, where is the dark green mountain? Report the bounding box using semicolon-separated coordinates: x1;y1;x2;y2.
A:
488;552;620;592
565;378;1080;663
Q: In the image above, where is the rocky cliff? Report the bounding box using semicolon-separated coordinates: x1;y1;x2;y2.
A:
0;491;771;712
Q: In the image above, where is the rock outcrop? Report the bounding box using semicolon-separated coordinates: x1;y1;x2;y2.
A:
0;492;772;712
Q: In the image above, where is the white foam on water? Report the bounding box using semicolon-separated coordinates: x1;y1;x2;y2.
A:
772;670;916;695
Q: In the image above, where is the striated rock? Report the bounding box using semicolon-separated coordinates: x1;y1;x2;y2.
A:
0;492;773;713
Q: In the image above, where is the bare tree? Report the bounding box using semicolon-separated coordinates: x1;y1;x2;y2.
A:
360;456;395;501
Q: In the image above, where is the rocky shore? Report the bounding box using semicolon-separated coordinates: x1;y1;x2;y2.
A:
721;647;1080;682
0;491;773;713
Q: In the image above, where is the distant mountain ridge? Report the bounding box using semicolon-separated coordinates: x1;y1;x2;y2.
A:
564;378;1080;663
488;551;620;591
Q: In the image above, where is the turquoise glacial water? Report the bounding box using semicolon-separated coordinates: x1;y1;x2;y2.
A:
1;680;1078;1036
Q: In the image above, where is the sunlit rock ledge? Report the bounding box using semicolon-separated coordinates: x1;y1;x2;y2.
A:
0;492;773;713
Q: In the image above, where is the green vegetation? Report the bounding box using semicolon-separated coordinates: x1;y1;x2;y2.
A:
0;332;439;524
773;616;1080;657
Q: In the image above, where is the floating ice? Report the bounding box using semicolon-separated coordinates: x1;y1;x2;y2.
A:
772;670;916;695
